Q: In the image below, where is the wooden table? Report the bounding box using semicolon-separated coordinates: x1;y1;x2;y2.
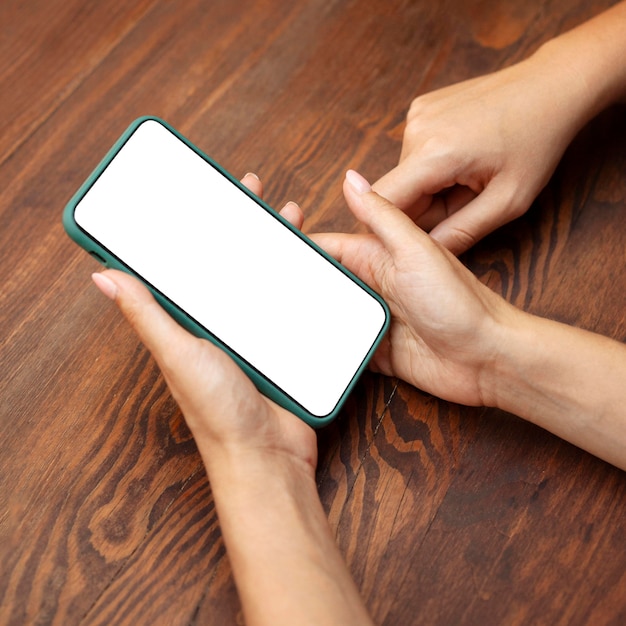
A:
1;1;625;623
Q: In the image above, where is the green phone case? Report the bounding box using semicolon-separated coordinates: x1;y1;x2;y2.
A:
63;116;390;427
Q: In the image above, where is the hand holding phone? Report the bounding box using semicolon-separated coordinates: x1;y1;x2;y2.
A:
64;117;389;426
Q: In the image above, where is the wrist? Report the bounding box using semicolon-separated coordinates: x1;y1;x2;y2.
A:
476;308;626;470
532;7;626;119
199;438;317;496
194;435;374;625
523;41;598;140
187;402;318;489
477;303;532;411
200;441;324;571
484;308;603;421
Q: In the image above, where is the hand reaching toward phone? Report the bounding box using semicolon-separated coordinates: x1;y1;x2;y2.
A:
374;2;626;254
373;57;589;255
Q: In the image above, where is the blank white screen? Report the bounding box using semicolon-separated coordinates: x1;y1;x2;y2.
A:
74;120;387;417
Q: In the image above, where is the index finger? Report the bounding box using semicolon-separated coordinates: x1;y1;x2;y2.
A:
372;157;449;219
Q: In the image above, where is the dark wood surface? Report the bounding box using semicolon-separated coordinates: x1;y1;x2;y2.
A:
1;1;625;624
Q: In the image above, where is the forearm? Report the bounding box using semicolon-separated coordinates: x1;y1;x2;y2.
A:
533;2;626;119
489;310;626;470
484;4;626;457
202;447;373;626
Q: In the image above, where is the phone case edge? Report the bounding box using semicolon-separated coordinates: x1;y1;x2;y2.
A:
62;116;391;428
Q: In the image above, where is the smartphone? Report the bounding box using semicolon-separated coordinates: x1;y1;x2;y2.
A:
63;117;389;426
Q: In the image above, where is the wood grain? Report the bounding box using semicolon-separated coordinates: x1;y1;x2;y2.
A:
1;0;625;624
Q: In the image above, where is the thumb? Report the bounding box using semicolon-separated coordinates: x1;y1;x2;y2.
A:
91;269;194;363
343;170;433;256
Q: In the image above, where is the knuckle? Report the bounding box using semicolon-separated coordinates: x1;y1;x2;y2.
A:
496;181;531;220
448;225;479;254
407;94;430;120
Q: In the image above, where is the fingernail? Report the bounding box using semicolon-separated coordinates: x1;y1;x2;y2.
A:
244;172;260;180
345;169;372;194
92;272;118;300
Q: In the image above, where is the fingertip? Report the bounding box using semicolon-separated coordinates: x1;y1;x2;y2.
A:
92;271;118;300
279;201;305;230
345;169;372;195
92;269;157;318
241;172;263;197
